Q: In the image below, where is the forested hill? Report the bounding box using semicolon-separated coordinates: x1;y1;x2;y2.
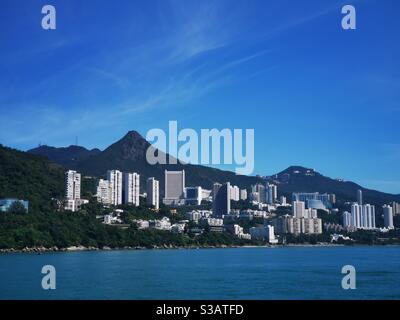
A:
0;144;64;212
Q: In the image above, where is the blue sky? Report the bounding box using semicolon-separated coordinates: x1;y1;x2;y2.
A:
0;0;399;193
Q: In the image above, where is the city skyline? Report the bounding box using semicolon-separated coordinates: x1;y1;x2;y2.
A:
1;0;399;193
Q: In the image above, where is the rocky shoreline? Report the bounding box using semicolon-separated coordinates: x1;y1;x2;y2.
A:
0;243;353;254
0;244;248;254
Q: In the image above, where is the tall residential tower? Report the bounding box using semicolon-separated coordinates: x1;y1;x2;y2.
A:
163;170;185;205
65;170;81;200
147;177;159;210
212;182;231;217
123;172;140;206
107;170;123;206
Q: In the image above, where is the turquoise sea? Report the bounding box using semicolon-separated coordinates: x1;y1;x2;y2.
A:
0;246;399;300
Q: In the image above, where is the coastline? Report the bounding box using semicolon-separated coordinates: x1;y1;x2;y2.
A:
3;242;400;255
0;243;374;255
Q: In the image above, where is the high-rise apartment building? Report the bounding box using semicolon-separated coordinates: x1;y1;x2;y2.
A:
328;194;336;204
123;172;140;206
292;201;306;218
230;185;240;201
293;218;302;234
185;186;202;206
212;182;231;217
147;177;159;210
64;170;88;212
164;170;185;205
252;183;266;203
301;218;315;234
392;202;400;215
306;208;318;218
272;215;293;234
96;179;112;204
357;189;363;206
363;204;376;229
266;184;277;204
272;215;322;235
65;170;81;200
383;205;394;229
350;203;376;230
107;170;123;205
240;189;248;201
351;203;362;227
342;211;352;228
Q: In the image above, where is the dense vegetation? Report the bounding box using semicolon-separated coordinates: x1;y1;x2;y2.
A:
0;145;64;212
0;209;251;250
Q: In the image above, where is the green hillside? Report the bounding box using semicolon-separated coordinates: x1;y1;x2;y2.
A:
0;144;64;212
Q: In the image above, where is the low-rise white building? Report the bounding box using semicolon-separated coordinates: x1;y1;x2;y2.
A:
103;215;112;224
186;210;212;223
331;234;352;242
151;217;172;231
103;214;122;225
266;225;278;244
240;209;269;219
226;224;252;240
228;224;244;236
201;217;224;227
250;225;278;244
135;219;150;230
239;233;251;240
64;199;89;212
171;223;186;233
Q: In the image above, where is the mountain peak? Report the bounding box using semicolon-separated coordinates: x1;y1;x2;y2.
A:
122;130;145;141
103;130;150;160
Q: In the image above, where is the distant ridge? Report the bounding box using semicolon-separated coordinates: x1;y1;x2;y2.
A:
29;145;101;168
274;166;400;206
27;131;400;205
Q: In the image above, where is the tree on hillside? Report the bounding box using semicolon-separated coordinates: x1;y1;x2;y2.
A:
7;202;27;214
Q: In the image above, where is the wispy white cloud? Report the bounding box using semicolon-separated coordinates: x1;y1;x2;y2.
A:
162;0;236;63
86;67;132;89
0;0;341;149
258;0;351;41
4;36;83;66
